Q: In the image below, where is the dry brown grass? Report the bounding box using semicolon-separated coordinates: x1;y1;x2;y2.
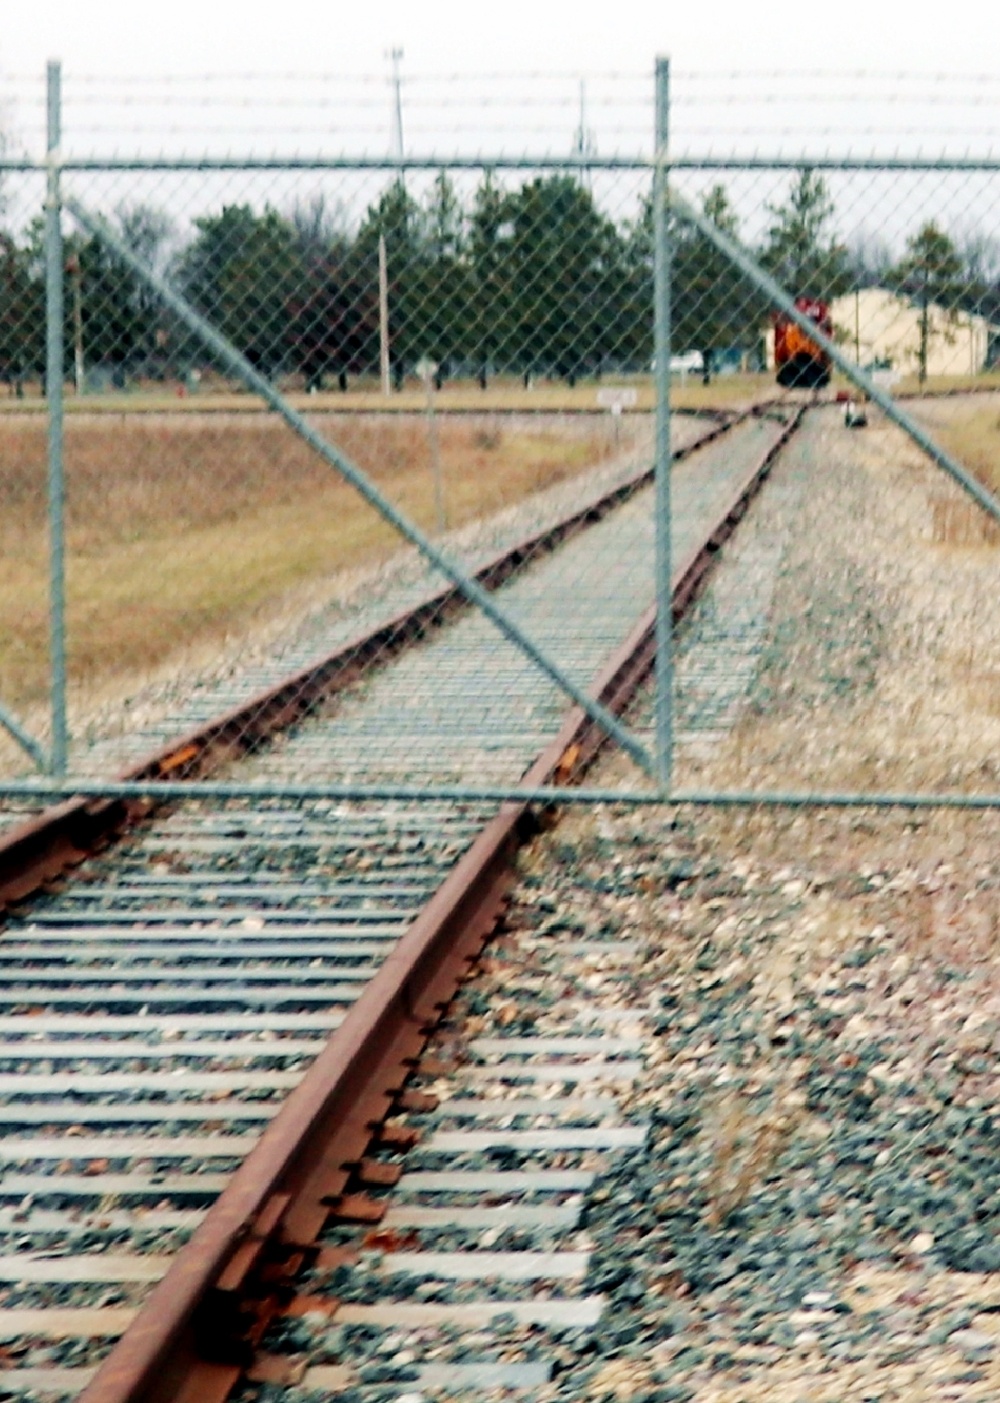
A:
929;404;1000;499
896;370;1000;397
0;411;624;713
700;1086;800;1227
930;492;1000;546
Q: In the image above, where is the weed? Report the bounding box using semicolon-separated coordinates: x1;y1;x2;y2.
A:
701;1086;801;1227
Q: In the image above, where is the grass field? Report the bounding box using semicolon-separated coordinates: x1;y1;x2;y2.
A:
0;410;637;726
917;401;1000;498
893;370;1000;399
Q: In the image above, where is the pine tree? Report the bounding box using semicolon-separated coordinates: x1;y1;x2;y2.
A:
762;169;849;301
673;184;766;378
891;222;966;383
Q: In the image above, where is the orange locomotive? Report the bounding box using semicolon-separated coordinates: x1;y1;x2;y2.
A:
773;297;832;389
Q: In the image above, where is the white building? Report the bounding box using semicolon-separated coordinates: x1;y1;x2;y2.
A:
830;288;997;378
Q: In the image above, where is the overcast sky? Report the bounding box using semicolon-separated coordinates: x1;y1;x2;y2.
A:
0;0;994;258
2;0;997;79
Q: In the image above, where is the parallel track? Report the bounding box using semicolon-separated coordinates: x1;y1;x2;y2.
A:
0;405;802;1401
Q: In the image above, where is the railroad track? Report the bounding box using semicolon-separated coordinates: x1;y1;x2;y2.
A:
0;408;739;889
0;402;801;1402
0;410;725;857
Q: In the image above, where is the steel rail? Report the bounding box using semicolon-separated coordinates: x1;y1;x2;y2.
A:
0;404;728;419
7;778;1000;810
895;384;1000;402
75;404;804;1403
0;412;744;907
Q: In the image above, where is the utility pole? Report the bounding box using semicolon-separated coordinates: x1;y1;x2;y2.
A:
379;234;390;396
855;288;860;365
387;46;405;180
573;79;596;191
380;47;404;395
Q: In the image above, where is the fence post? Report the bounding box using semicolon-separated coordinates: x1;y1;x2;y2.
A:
45;59;68;776
653;55;673;791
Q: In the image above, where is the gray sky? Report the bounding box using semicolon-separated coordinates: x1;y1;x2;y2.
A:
1;0;997;79
0;0;995;264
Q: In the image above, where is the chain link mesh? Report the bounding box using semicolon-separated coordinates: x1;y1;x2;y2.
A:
0;67;997;800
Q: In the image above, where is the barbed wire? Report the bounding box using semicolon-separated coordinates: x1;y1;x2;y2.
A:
2;68;998;167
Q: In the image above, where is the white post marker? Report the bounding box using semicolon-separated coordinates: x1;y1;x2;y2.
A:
417;357;445;532
596;387;637;446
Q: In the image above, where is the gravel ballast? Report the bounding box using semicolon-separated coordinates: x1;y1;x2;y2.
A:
526;800;1000;1402
522;402;1000;1401
230;401;1000;1403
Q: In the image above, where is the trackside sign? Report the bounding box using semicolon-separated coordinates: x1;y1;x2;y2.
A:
596;387;639;412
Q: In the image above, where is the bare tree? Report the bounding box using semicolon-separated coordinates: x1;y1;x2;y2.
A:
289;193;351;259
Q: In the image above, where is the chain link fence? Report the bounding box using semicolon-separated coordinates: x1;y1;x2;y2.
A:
0;63;999;803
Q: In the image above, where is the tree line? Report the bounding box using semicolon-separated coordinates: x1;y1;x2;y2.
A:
0;169;996;392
